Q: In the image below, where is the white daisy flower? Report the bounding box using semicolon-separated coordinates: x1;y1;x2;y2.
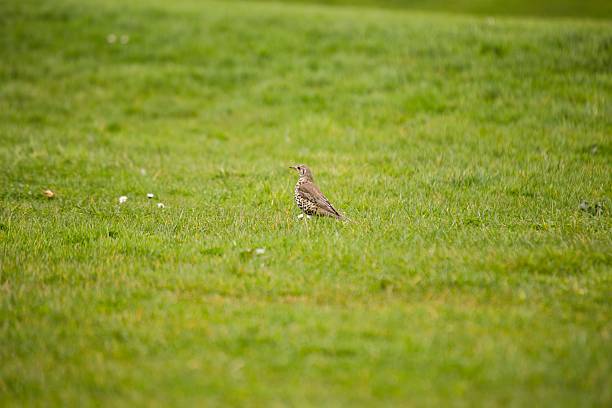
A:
157;202;165;208
254;248;266;255
118;195;128;204
147;193;154;199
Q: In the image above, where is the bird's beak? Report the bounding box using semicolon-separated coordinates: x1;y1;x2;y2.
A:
289;166;297;171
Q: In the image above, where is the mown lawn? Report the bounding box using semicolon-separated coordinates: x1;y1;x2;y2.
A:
270;0;612;19
0;0;610;406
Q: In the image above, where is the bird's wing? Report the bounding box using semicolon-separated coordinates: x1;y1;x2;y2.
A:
298;182;342;218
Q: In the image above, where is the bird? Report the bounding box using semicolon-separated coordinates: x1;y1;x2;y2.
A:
289;164;345;220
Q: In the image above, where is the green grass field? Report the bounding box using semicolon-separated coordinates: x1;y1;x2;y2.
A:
271;0;612;19
1;0;611;406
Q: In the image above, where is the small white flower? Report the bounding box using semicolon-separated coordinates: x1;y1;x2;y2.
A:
120;34;129;44
118;195;128;204
254;248;266;255
297;214;304;219
107;34;117;44
157;202;165;208
147;193;154;199
140;168;147;176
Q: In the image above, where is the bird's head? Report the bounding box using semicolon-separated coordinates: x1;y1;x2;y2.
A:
289;164;313;180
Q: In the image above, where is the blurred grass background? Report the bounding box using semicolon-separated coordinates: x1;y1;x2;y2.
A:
262;0;612;19
1;0;611;406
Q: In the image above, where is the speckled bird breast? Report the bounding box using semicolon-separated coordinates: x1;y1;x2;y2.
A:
294;179;317;215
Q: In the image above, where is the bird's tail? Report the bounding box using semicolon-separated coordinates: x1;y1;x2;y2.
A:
336;213;351;222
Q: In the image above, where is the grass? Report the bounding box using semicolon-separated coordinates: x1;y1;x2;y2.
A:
1;0;611;406
267;0;612;19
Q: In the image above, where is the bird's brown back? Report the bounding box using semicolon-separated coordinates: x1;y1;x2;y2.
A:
296;178;342;219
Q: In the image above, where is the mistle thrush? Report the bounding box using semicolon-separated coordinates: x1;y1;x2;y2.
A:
290;164;345;220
